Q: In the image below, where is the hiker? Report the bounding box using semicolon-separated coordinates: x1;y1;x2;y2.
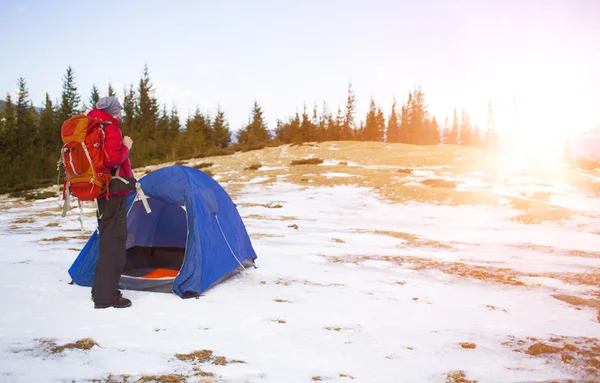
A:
88;96;135;309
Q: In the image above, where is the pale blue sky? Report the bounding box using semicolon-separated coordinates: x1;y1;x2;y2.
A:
1;0;599;135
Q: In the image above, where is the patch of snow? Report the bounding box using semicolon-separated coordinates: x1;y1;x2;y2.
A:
322;172;354;178
246;176;270;184
258;166;287;172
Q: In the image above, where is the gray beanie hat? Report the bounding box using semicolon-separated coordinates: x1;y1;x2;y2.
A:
95;96;123;116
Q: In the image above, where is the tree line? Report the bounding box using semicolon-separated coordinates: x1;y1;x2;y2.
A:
0;65;498;193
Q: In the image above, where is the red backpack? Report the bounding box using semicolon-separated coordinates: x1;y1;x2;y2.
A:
60;114;112;201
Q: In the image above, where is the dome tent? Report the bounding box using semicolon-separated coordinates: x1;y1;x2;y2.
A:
68;165;257;298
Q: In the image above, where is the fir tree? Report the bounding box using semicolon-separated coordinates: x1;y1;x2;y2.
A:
459;109;472;146
122;85;136;134
426;117;441;145
237;101;270;147
38;93;57;175
363;98;384;141
398;94;411;143
316;101;329;142
407;87;428;144
168;106;181;158
89;84;100;110
212;106;231;148
156;105;170;158
133;65;160;162
448;108;459;145
58;66;81;123
341;83;355;140
386;99;400;143
300;104;314;142
108;83;116;97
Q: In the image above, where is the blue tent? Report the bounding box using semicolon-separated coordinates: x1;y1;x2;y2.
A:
68;165;257;298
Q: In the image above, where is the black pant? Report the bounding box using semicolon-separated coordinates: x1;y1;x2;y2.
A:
92;194;127;304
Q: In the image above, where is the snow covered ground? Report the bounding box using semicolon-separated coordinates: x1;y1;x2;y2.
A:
1;147;599;383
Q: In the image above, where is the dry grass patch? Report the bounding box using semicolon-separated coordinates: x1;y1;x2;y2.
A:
41;235;84;242
245;163;262;170
12;217;35;224
274;299;290;303
175;349;214;363
331;254;526;286
445;370;477;383
192;366;215;378
504;335;600;380
331;238;345;243
272;319;286;324
459;342;477;349
339;373;356;379
552;294;600;321
507;196;575;224
193;162;214;169
543;271;600;288
211;356;227;365
311;376;323;381
46;222;60;227
288;224;299;229
49;337;98;353
421;179;458;188
291;158;324;166
135;375;187;383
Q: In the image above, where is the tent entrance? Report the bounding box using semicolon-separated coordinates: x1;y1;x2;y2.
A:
120;198;188;292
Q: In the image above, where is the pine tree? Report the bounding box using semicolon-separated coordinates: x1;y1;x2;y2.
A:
363;98;379;141
407;87;428;144
156;105;170;158
459;109;472;146
182;108;210;157
311;103;319;142
299;104;314;142
341;83;355;140
108;83;116;97
237;101;271;147
0;94;16;188
10;78;38;186
425;117;440;145
168;106;181;158
58;66;81;124
89;84;100;110
327;106;343;141
122;85;136;135
39;93;57;175
386;99;400;143
398;94;411;143
375;105;385;142
132;65;160;162
212;106;231;148
316;101;329;142
448;108;459;145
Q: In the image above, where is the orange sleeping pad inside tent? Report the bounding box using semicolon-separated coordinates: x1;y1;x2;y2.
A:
141;268;179;279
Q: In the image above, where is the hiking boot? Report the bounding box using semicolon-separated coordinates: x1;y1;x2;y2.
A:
91;290;122;302
94;297;132;309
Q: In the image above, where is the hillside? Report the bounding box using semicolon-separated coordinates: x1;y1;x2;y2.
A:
1;142;599;382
